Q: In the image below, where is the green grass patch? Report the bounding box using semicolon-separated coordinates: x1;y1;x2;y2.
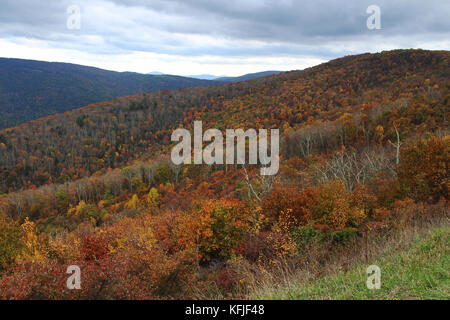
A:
252;227;450;300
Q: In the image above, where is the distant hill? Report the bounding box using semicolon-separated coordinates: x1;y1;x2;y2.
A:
149;71;281;81
216;71;281;82
147;71;166;75
184;74;222;80
0;58;216;129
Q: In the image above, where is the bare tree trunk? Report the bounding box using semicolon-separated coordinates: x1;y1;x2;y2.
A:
389;124;402;165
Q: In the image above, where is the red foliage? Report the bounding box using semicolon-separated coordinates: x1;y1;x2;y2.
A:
80;235;109;261
262;185;319;228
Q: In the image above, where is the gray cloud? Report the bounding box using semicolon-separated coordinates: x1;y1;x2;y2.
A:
0;0;449;71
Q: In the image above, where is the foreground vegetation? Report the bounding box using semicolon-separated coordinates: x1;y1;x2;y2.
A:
251;226;449;300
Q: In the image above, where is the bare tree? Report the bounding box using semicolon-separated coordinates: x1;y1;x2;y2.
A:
242;165;277;202
315;148;391;191
169;162;183;184
388;124;402;165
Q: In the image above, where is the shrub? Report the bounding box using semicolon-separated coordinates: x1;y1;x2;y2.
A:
156;164;172;183
291;224;323;250
328;227;358;243
0;214;23;270
262;186;318;228
312;181;366;229
176;199;251;261
397;135;449;203
81;234;109;261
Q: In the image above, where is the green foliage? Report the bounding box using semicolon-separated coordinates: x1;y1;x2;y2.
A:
328;228;359;243
103;190;115;201
55;189;69;211
76;115;87;128
291;224;323;250
0;215;23;270
156;164;171;184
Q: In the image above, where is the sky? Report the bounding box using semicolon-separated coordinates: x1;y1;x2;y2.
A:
0;0;449;76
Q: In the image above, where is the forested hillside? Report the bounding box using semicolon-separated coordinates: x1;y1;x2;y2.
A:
0;49;447;193
0;58;215;129
0;49;448;299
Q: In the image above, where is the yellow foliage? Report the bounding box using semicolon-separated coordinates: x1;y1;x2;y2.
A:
98;200;107;209
20;218;46;262
138;225;156;252
48;234;82;262
375;125;384;143
68;200;86;217
147;187;160;207
125;194;140;210
314;181;366;229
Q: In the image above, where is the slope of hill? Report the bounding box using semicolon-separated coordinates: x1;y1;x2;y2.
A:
0;49;448;299
0;49;447;193
0;58;215;129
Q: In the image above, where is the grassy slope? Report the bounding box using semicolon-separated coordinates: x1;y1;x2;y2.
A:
252;227;449;300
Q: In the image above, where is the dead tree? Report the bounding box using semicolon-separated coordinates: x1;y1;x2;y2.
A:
388;124;402;165
242;165;276;202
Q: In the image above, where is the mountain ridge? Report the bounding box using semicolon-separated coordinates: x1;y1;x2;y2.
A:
0;58;217;130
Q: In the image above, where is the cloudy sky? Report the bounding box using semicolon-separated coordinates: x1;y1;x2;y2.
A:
0;0;449;76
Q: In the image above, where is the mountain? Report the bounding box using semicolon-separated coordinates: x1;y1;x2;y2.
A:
188;71;282;82
0;49;447;193
186;74;224;80
216;70;281;82
0;49;448;300
0;58;216;130
149;71;282;81
147;71;166;75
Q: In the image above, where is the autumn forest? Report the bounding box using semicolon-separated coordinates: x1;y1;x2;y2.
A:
0;49;448;299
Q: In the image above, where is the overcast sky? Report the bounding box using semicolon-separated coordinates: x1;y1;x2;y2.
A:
0;0;449;76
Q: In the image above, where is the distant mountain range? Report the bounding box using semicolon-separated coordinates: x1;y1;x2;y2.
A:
215;71;281;82
0;58;281;130
148;71;281;81
0;58;214;129
188;74;225;80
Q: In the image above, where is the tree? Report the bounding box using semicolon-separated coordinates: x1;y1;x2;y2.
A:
396;136;449;202
0;214;23;269
388;123;402;165
147;188;160;207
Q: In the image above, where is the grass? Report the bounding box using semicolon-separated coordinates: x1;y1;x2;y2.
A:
251;226;449;300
